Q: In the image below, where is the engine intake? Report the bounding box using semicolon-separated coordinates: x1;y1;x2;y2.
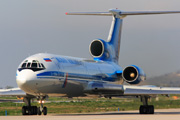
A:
89;39;109;60
122;65;146;84
90;40;104;57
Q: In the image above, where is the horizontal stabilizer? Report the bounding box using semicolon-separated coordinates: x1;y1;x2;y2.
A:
66;12;112;16
66;9;180;18
121;11;180;15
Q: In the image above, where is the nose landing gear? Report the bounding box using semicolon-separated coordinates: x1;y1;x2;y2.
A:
37;100;47;115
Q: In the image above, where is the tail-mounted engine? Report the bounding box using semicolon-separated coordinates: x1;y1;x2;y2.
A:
122;65;146;84
89;39;110;60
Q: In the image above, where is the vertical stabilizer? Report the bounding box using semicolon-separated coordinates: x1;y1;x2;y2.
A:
107;9;124;63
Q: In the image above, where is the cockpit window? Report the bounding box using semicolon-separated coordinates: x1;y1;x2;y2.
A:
21;63;27;68
32;60;36;62
18;60;46;72
39;63;42;68
27;63;31;68
31;63;38;68
41;63;45;68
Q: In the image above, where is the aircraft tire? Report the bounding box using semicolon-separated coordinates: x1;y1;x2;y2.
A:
149;105;154;114
139;105;154;114
22;106;27;115
28;107;33;115
140;105;147;114
32;106;38;115
43;107;47;115
37;107;42;115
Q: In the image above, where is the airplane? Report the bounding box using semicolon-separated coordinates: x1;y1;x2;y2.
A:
1;9;180;116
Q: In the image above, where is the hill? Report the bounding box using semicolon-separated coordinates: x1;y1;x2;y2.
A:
141;71;180;87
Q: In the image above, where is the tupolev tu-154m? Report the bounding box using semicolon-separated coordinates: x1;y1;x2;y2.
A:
1;9;180;115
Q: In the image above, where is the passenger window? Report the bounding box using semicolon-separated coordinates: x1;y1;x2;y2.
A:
27;63;31;68
31;63;38;68
21;63;27;68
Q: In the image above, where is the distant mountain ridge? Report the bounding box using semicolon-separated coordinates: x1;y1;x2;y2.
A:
140;70;180;87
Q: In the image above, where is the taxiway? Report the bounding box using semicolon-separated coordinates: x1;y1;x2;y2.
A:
1;108;180;120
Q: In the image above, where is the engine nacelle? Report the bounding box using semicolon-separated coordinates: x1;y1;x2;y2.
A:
89;39;110;60
122;65;146;84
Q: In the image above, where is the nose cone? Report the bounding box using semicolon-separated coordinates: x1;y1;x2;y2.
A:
16;70;37;94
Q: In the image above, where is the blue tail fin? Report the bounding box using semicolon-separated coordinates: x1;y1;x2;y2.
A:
107;10;123;63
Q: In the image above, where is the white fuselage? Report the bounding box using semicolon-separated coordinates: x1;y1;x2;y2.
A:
16;53;122;97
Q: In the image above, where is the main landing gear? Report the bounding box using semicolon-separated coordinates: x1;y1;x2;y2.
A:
22;96;47;115
139;96;154;114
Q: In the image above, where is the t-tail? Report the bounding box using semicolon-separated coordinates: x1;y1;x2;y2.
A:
66;9;180;64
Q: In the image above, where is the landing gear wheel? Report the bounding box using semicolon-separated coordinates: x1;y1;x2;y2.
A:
32;106;38;115
139;105;145;114
37;107;42;115
139;105;154;114
43;107;47;115
22;106;27;115
149;105;154;114
28;107;33;115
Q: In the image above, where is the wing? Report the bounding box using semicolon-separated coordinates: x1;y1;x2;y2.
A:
84;82;180;97
0;88;26;96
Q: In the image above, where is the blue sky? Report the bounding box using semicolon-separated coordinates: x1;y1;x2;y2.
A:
1;0;180;87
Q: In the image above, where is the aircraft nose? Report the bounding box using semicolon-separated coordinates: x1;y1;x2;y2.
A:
16;70;36;93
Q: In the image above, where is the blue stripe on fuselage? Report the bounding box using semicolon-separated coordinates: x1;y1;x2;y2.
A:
36;71;117;82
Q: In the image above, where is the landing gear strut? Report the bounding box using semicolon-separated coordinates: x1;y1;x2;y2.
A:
37;99;47;115
22;96;47;115
139;96;154;114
